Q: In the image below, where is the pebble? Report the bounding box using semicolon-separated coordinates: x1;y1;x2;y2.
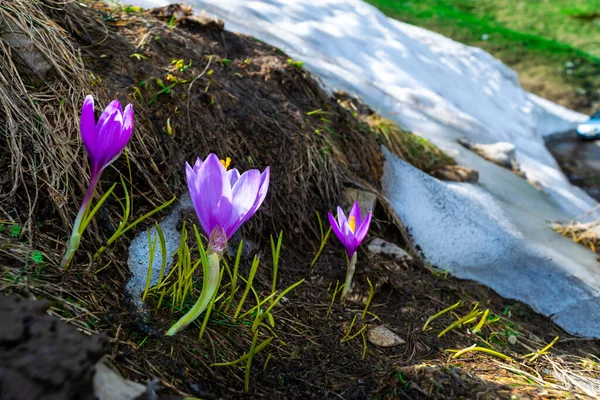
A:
366;325;405;347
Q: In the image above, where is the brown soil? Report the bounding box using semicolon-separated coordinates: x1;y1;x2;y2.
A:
1;1;600;399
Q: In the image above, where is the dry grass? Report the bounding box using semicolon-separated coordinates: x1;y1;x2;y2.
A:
551;206;600;253
552;221;600;253
335;93;457;174
0;0;97;237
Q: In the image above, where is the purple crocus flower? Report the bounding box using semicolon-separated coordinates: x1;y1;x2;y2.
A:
167;154;270;335
80;94;134;179
186;153;270;250
61;95;134;269
328;201;372;258
328;202;372;300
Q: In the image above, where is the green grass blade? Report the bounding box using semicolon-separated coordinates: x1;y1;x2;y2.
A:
251;278;305;332
142;229;158;301
155;221;167;286
233;255;260;321
80;182;118;233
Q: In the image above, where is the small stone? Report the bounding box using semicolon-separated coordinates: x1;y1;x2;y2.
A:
508;335;518;345
343;188;377;218
2;21;54;83
366;325;405;347
368;238;412;261
399;306;417;314
458;138;526;179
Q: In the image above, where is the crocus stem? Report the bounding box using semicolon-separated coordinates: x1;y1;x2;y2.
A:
166;252;220;336
60;174;100;269
340;252;357;301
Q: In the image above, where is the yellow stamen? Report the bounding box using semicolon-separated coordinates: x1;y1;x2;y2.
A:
348;216;356;233
220;157;231;170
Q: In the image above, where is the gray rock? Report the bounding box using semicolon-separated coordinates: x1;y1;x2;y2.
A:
458;138;522;174
366;325;405;347
126;194;192;310
344;188;377;218
2;21;54;83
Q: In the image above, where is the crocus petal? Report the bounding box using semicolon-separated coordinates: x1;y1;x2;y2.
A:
256;167;270;208
96;110;124;162
80;95;96;155
329;203;372;258
328;212;346;245
195;154;233;237
227;168;241;187
89;109;121;175
192;157;203;173
354;211;372;244
346;245;358;258
244;167;271;216
121;103;134;141
100;106;133;171
186;162;211;236
96;100;123;136
228;169;261;236
340;219;353;237
348;201;363;228
239;167;270;227
336;206;347;226
186;154;269;243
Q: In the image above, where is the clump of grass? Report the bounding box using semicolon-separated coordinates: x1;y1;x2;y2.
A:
139;223;304;392
336;94;456;174
448;344;512;361
93;176;176;259
552;220;600;253
425;300;569;374
310;211;332;269
423;301;461;332
287;58;304;69
524;336;559;362
365;115;456;173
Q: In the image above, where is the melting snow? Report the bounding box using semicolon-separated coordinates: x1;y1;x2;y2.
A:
126;194;192;308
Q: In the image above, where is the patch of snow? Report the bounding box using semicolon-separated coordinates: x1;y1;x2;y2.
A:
126;193;193;308
382;147;600;337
